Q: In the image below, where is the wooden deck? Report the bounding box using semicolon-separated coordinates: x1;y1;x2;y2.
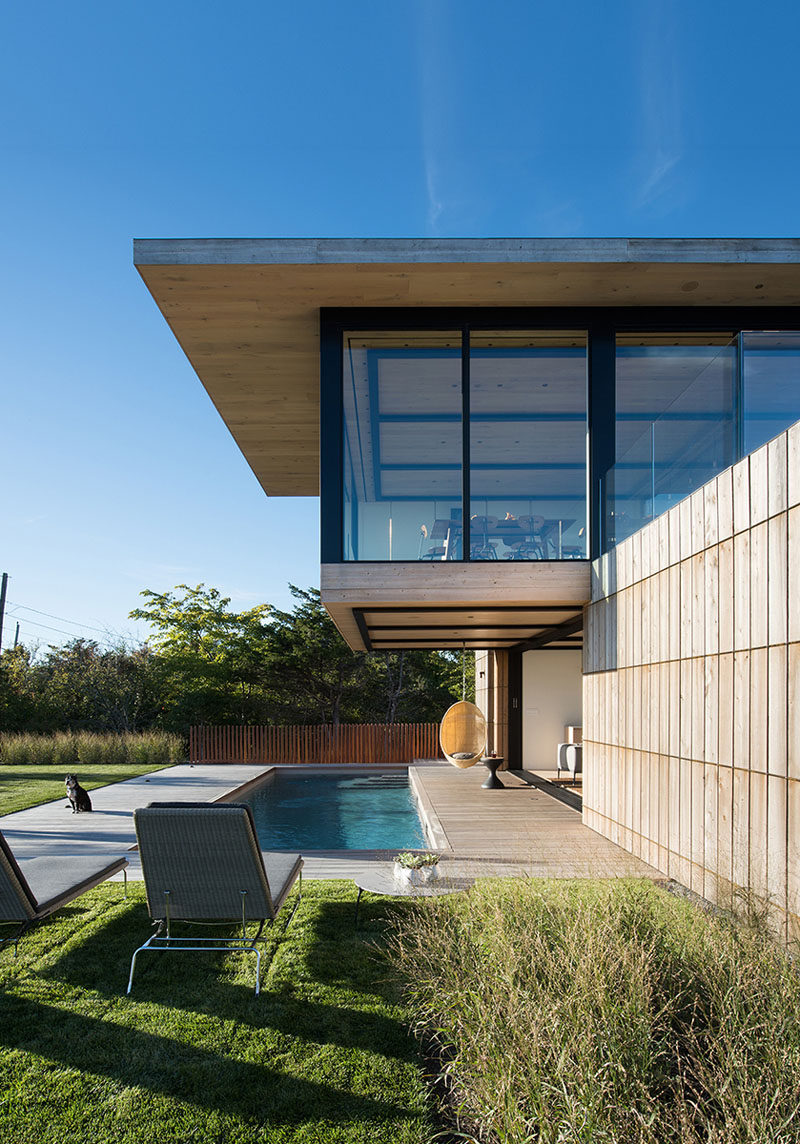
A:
399;760;656;880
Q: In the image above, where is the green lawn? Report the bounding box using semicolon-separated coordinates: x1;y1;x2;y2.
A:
0;764;171;817
0;880;431;1144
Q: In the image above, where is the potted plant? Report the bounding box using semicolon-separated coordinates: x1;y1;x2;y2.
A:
393;851;441;885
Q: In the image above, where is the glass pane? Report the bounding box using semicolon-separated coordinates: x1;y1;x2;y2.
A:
742;331;800;455
469;332;587;559
343;331;462;560
609;334;737;546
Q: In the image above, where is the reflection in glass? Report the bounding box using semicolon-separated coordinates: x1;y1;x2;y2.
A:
608;335;737;546
742;331;800;455
469;333;587;559
343;332;462;560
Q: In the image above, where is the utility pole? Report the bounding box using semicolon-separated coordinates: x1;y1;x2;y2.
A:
0;572;7;652
14;621;20;648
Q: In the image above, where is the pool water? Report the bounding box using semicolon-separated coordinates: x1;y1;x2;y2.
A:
241;769;427;851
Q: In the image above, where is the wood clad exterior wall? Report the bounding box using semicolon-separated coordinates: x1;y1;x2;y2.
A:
583;419;800;941
188;723;442;765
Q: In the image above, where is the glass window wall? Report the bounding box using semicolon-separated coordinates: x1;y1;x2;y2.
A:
339;320;800;561
469;332;587;559
608;334;737;545
343;331;462;560
742;331;800;455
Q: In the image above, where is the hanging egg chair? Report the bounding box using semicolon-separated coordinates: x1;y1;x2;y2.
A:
440;700;487;768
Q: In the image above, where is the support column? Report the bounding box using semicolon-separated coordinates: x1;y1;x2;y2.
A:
475;649;510;766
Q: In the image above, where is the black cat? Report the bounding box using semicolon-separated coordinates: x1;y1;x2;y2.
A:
65;773;93;813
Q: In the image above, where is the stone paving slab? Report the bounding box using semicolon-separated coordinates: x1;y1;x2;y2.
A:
0;764;275;875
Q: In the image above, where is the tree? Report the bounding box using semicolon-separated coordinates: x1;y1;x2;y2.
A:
128;582;469;730
130;584;273;728
3;584;471;735
0;639;164;733
263;589;470;725
0;645;36;731
263;586;370;724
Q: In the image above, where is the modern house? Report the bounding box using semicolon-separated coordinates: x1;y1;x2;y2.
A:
135;237;800;937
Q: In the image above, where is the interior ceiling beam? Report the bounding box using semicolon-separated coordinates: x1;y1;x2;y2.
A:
517;613;584;651
353;610;373;652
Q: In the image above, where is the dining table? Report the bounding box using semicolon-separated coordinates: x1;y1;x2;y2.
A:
472;518;578;559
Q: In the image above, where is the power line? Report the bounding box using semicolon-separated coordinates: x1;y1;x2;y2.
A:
7;600;111;636
5;616;102;640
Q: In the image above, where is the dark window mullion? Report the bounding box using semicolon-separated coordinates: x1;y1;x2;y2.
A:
322;315;344;563
462;324;471;561
734;331;744;463
587;324;615;561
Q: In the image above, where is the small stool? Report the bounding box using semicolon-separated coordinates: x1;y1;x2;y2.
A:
481;756;505;789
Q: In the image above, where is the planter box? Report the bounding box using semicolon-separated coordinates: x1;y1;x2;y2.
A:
393;862;440;886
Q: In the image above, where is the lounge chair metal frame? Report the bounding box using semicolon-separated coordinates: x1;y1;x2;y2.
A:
128;803;303;996
0;827;128;957
127;873;302;996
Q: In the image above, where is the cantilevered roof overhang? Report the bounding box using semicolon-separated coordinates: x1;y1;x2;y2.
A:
134;237;800;497
134;237;800;653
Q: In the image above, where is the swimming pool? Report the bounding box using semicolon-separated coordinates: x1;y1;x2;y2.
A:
239;767;428;851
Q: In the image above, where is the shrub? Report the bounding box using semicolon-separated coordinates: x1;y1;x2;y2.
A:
124;733;152;764
391;879;800;1144
103;735;127;765
168;734;185;764
0;734;38;765
75;732;106;765
51;731;78;768
0;730;183;767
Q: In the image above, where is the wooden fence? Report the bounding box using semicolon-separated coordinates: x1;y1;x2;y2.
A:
188;723;442;765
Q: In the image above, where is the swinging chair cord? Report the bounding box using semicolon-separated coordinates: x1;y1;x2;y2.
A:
462;643;466;701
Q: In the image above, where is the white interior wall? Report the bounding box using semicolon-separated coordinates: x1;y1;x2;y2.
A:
522;650;583;770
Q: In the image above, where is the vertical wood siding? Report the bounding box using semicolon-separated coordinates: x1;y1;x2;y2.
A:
583;420;800;942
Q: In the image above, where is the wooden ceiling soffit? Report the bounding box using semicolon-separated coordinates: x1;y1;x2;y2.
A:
135;248;800;497
351;606;584;654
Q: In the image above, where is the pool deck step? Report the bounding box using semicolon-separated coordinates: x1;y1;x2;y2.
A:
1;761;658;882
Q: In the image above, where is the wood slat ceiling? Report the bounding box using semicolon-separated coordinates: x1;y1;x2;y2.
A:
363;610;585;651
135;250;800;496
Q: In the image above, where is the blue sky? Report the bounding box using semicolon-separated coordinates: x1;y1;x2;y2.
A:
2;0;798;650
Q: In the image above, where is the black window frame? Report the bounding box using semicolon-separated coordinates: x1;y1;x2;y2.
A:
321;306;800;563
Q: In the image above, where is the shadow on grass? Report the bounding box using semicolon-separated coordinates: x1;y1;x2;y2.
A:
0;992;415;1127
34;888;418;1065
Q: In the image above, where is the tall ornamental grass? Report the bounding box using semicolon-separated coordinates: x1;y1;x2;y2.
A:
0;731;184;767
390;878;800;1144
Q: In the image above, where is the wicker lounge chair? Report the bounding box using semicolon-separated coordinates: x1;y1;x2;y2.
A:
0;827;128;955
128;802;303;995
